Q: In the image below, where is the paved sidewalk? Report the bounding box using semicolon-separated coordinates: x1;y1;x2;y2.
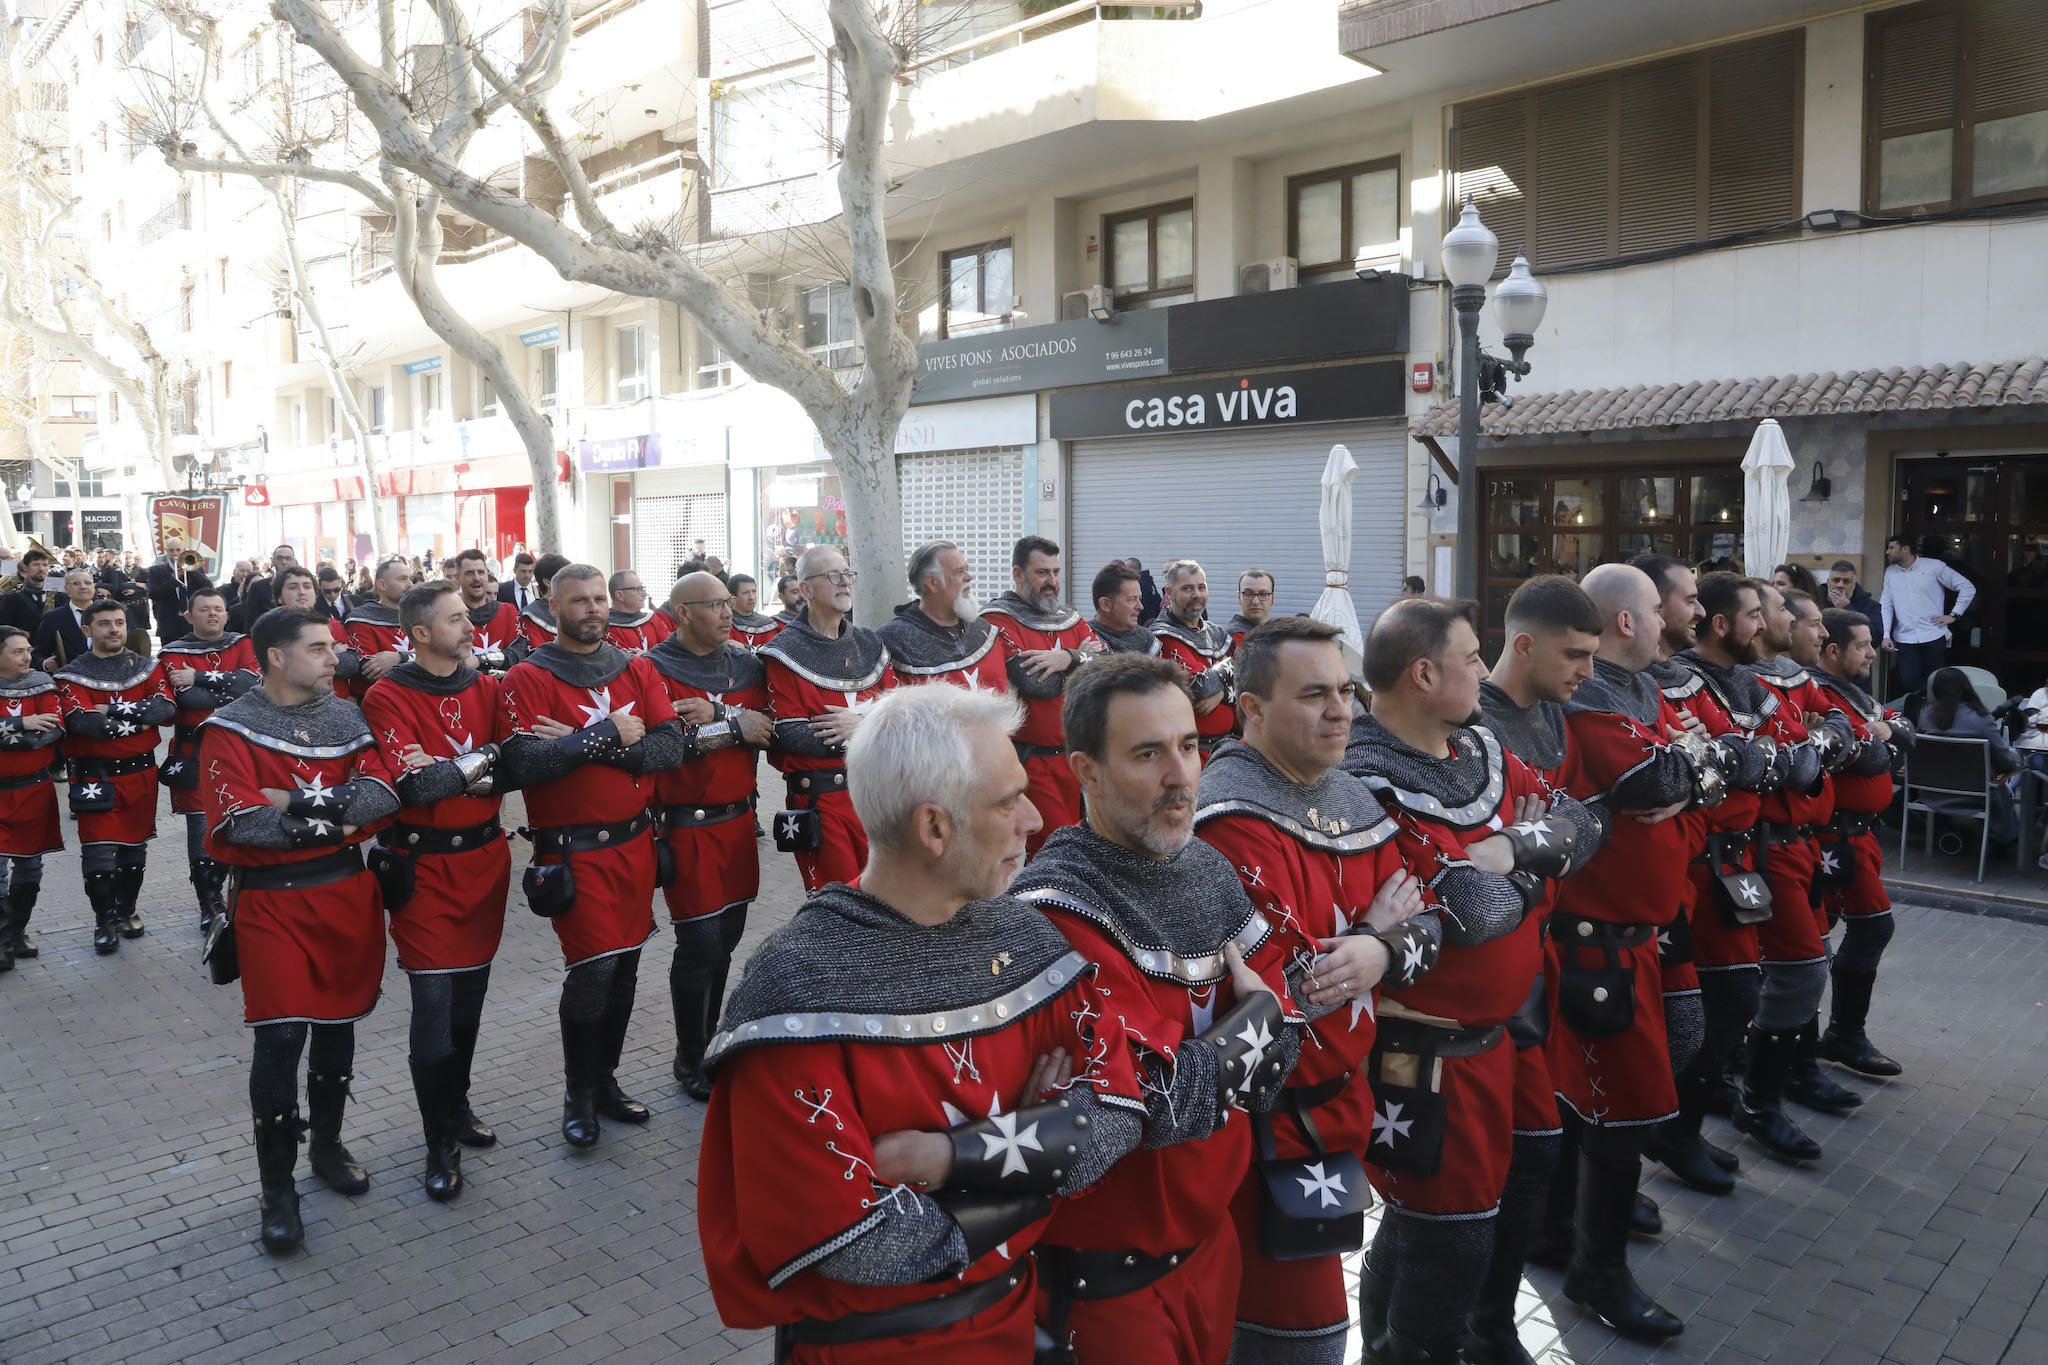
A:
3;790;2047;1365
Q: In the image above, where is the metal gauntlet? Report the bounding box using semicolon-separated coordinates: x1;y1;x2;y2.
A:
689;719;738;755
946;1095;1096;1196
454;746;498;796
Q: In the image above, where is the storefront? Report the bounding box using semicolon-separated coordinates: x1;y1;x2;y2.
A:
893;394;1039;585
261;450;565;570
1052;361;1410;621
575;430;730;582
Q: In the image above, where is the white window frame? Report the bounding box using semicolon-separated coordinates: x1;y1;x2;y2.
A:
695;324;733;390
416;370;444;426
479;373;500;417
536;344;559;407
712;67;821;190
801;282;861;370
616;324;648;403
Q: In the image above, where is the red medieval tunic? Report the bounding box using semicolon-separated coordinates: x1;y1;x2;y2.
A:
730;611;784;651
981;592;1099;854
361;665;514;973
1346;720;1551;1214
1195;741;1428;1346
1551;660;1701;1128
467;599;521;662
1646;663;1716;999
699;888;1147;1364
1810;670;1898;923
1749;659;1838;965
1666;654;1778;974
761;617;895;892
875;608;1010;696
606;607;675;654
200;692;400;1024
56;650;173;846
0;671;65;856
1150;615;1237;759
516;601;559;651
645;637;769;927
1013;826;1300;1365
160;633;260;815
497;644;682;966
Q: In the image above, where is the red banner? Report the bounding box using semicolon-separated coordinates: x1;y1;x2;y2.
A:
147;494;226;579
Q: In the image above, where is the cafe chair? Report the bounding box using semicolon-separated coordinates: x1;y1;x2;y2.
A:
1898;736;1994;883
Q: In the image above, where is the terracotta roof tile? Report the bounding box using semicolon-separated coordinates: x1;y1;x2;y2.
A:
1413;358;2048;439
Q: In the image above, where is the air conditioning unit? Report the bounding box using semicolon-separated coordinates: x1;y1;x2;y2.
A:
1239;257;1298;294
1061;285;1114;323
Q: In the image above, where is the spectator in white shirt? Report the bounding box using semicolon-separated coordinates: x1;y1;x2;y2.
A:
1880;534;1976;693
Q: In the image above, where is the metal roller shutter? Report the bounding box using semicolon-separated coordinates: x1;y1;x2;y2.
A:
634;494;729;587
898;447;1026;582
1069;419;1407;626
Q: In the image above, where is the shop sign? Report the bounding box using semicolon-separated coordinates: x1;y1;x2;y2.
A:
912;312;1168;404
519;326;561;347
1047;361;1407;440
79;510;122;534
403;356;444;375
892;394;1038;453
243;483;271;506
577;433;660;472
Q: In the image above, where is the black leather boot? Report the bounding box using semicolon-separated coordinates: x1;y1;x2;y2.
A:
670;971;714;1101
1733;1026;1823;1161
1374;1327;1463;1364
305;1071;371;1194
86;871;122;954
194;860;228;937
561;1017;603;1148
5;879;38;958
1464;1158;1544;1365
1645;1074;1737;1195
1785;1016;1863;1113
448;1018;496;1148
1562;1146;1684;1341
253;1108;305;1254
1525;1133;1578;1270
1821;970;1902;1077
409;1058;463;1202
594;999;650;1125
1632;1191;1662;1238
1358;1263;1392;1364
116;862;145;938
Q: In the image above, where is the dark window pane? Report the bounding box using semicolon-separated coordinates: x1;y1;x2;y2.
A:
1553;533;1603;577
1488;478;1544;527
1489;534;1542;578
1552;477;1604;527
1691;472;1743;525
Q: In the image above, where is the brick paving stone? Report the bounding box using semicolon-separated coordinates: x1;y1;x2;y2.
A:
4;781;2047;1364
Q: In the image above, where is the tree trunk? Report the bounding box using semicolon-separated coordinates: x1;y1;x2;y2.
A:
817;410;905;629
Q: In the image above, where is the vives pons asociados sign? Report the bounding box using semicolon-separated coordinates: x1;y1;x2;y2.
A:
1047;361;1406;439
911;312;1169;404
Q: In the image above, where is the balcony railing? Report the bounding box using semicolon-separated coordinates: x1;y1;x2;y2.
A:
137;198;192;247
899;1;1202;82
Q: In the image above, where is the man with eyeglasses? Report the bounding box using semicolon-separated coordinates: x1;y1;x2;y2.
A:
605;569;674;654
760;545;896;891
1223;569;1276;653
645;571;774;1099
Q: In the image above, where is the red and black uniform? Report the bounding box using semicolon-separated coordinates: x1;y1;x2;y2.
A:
982;591;1100;854
1195;740;1440;1354
760;616;894;891
505;600;558;669
1746;657;1839;968
57;649;175;947
729;610;783;651
0;669;65;966
876;604;1009;695
342;600;410;696
467;598;521;672
1150;613;1236;760
606;606;674;654
160;632;262;929
1220;613;1262;655
699;885;1147;1363
643;633;772;1097
1013;825;1299;1365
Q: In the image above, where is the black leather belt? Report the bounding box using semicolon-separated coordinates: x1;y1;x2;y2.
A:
783;768;847;798
1552;913;1657;950
658;799;751;830
1285;1073;1352;1111
1013;741;1064;760
1198;734;1227;753
1695;829;1755;865
379;819;503;856
234;845;365;892
172;725;201;744
1037;1243;1196;1301
778;1267;1026;1351
0;760;57;791
1826;812;1878;839
1757;821;1810;847
70;753;157;778
1377;1014;1506;1058
529;811;651;857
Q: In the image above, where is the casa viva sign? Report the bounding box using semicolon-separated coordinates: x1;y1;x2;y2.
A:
1047;361;1407;440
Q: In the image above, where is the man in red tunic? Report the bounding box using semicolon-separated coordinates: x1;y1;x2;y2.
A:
605;569;674;653
761;545;894;891
343;557;413;686
160;586;261;936
456;547;520;672
274;565;364;696
879;542;1010;694
726;574;782;650
700;683;1148;1362
1342;597;1594;1365
1012;655;1299;1365
508;551;570;664
1811;609;1908;1080
200;607;402;1254
646;571;774;1099
981;536;1103;855
1149;560;1237;762
1219;569;1275;653
0;626;64;972
1196;618;1439;1364
497;564;686;1148
57;598;175;951
362;581;515;1201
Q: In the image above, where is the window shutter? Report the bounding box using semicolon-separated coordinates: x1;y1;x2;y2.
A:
1454;94;1531;274
1872;7;1958;135
1706;33;1801;236
1970;0;2048;118
1618;60;1702;255
1531;78;1615;270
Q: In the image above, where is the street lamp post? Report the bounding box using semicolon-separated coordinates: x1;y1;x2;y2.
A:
1438;203;1548;599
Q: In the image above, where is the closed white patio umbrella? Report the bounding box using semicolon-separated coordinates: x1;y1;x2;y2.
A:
1741;419;1795;575
1309;443;1363;670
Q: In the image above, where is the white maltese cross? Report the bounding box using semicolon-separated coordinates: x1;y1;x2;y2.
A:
1295;1161;1349;1209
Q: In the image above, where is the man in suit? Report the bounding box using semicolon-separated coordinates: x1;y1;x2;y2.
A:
233;545;298;628
33;567;99;670
0;549;55;633
497;552;539;612
145;531;213;648
97;548;151;638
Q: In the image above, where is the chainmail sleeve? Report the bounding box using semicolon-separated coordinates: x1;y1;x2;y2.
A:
173;683;227;711
1846;736;1895;776
1607;747;1694;810
1283;957;1345;1025
331;647;363;680
0;716;62;750
773;716;843;758
1051;1087;1143;1194
63;708;115;740
1546;791;1608;859
1004;655;1068;701
1184;665;1226;704
1721;736;1777;790
133;695;175;727
610;718;686;774
330;779;399;826
1139;1039;1226;1149
497;721;623;788
1427;865;1527;946
394;758;473;807
810;1197;970;1287
219;807;301;849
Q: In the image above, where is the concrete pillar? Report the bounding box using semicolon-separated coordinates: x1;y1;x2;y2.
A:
1803;14;1864;215
1194;150;1255;301
1023;195;1078;324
